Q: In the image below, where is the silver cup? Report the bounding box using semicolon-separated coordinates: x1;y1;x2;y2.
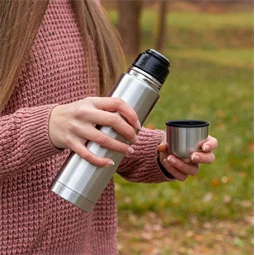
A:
166;120;209;159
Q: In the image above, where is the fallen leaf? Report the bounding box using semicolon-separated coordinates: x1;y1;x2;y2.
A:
146;123;155;129
240;200;253;208
202;192;213;203
194;234;203;241
216;109;225;117
249;141;254;152
224;195;232;204
212;178;220;187
141;232;153;240
221;176;229;183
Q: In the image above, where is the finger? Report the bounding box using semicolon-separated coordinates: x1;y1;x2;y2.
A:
182;158;192;163
157;143;168;153
84;128;135;155
93;97;141;129
88;110;137;144
162;158;188;181
70;138;116;167
166;155;200;176
191;152;215;164
202;135;218;152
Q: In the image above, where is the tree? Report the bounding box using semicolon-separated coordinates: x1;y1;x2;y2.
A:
118;0;143;57
155;1;168;52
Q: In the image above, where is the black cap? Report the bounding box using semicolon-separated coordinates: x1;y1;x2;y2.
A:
132;49;170;84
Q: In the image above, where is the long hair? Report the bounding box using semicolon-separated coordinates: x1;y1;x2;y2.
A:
0;0;125;112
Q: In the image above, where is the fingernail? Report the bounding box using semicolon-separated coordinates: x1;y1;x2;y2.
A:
127;147;135;154
136;120;142;130
203;145;210;152
191;154;200;161
132;135;138;144
106;160;115;167
167;156;176;164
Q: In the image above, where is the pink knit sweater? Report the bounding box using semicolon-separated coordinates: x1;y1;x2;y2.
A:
0;1;171;254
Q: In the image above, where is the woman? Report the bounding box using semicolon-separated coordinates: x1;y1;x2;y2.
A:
0;0;218;254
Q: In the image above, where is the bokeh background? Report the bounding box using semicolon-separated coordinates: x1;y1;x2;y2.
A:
102;1;254;254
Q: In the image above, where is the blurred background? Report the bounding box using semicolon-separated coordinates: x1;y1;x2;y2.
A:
101;1;254;254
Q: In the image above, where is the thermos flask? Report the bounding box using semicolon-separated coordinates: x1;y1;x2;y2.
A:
50;49;170;213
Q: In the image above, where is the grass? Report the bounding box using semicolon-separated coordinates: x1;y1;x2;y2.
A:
107;7;253;255
142;10;253;30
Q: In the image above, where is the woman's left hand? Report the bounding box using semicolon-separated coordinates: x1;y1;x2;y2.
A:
157;135;218;181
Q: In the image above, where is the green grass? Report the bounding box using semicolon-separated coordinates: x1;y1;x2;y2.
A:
108;8;254;28
107;9;254;224
109;9;253;51
142;11;254;31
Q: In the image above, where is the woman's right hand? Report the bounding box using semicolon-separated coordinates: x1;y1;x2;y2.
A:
49;97;141;167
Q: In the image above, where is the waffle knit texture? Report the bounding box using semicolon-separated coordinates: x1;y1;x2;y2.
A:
0;1;172;254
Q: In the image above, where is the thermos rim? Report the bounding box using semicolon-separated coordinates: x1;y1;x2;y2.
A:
146;49;170;66
166;120;209;128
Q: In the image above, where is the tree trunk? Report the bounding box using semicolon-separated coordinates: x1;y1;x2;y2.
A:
155;1;168;52
118;0;143;57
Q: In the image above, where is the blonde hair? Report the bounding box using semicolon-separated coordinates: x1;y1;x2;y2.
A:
0;0;125;112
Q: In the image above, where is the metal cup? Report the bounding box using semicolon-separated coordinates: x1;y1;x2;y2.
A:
166;120;209;159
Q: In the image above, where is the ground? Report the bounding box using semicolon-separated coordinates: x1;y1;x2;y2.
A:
117;211;254;255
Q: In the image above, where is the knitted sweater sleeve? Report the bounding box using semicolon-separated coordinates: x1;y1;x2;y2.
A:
0;105;60;178
117;127;175;183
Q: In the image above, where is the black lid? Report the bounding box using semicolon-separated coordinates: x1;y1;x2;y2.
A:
132;49;170;84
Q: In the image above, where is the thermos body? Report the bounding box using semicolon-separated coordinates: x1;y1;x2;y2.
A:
50;49;170;213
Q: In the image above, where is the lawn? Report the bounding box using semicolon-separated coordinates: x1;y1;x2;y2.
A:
107;7;253;255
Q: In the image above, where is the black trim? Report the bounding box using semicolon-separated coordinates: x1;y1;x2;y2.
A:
166;120;209;128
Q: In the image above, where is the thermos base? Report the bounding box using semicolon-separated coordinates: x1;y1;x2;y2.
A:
50;181;95;213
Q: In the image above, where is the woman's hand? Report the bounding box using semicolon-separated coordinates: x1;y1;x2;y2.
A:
157;135;218;181
49;97;141;167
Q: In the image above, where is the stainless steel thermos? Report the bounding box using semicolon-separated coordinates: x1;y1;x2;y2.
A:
50;49;170;213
